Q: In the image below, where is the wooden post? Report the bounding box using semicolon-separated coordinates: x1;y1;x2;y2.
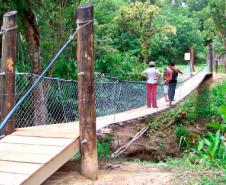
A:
215;60;218;73
207;42;213;74
189;47;195;72
0;11;17;135
77;4;98;180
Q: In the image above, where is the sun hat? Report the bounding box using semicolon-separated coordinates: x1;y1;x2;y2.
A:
148;61;155;67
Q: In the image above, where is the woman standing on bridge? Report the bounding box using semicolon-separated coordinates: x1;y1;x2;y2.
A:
140;61;161;108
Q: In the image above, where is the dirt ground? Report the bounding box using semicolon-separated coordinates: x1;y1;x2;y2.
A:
43;160;175;185
43;73;226;185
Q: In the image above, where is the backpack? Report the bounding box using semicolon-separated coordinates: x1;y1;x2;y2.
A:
163;68;167;76
171;68;178;81
163;68;170;82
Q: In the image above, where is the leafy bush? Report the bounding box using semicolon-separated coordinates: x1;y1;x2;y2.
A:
95;52;146;80
208;104;226;133
192;130;226;168
176;124;190;149
97;134;113;158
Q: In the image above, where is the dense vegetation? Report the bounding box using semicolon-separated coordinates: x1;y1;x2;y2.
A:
156;80;226;184
0;0;225;80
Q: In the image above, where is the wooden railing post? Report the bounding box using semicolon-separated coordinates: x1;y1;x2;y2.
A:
189;47;195;72
77;4;98;180
207;41;213;74
0;11;17;135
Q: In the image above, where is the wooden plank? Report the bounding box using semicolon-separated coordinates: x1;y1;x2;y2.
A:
0;151;53;164
0;143;64;155
21;139;79;185
12;129;79;139
1;135;74;146
0;161;41;175
15;122;79;130
0;172;29;185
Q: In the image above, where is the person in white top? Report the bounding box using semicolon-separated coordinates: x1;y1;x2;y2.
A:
140;61;161;108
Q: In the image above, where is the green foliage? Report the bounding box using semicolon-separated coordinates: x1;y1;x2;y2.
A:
1;0;225;80
95;52;146;80
52;58;77;80
165;156;226;184
176;124;190;149
218;105;226;123
115;1;160;62
151;6;205;64
207;0;226;46
192;130;226;168
211;81;226;108
207;105;226;132
97;134;113;158
188;0;226;51
72;134;113;160
208;123;226;132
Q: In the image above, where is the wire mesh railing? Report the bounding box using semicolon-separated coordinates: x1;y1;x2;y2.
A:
15;73;79;128
0;64;208;137
10;65;192;127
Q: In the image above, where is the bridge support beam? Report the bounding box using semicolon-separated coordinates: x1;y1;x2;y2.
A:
77;4;98;180
0;11;17;135
189;47;195;72
207;41;213;74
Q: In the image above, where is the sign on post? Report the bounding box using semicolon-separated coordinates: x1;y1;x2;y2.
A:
184;53;190;61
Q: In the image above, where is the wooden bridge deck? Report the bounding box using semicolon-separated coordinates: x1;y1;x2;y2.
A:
0;71;208;185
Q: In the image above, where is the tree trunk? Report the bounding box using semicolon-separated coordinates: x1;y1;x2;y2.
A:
24;8;48;126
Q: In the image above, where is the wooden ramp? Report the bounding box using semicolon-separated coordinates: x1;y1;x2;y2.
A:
0;71;208;185
0;123;80;185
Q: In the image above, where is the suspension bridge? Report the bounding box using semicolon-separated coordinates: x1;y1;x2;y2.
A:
0;5;212;185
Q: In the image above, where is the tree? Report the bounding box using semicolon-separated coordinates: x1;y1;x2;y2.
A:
207;0;226;48
116;2;160;62
187;0;225;52
151;6;205;64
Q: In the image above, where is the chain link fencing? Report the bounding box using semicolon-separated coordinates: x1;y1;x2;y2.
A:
0;64;199;136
